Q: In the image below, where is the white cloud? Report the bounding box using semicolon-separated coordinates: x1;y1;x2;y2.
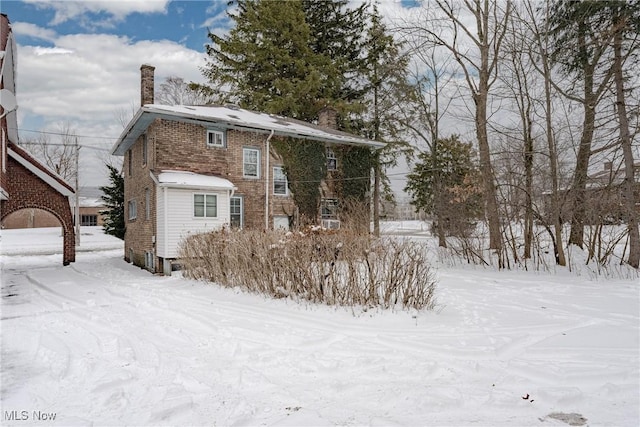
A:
15;32;208;185
24;0;170;26
10;21;58;42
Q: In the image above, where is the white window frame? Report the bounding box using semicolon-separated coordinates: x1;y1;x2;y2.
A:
193;193;218;218
327;148;337;171
273;166;288;196
230;195;243;229
321;198;339;220
243;148;260;178
145;251;155;271
128;199;137;220
206;129;226;147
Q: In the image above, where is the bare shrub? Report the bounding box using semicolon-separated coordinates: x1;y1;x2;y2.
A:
178;228;437;310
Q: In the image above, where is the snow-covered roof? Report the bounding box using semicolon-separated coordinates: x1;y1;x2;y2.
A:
155;170;235;191
79;196;103;208
112;104;385;156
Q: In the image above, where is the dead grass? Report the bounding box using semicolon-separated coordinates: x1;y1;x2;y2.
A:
178;227;437;310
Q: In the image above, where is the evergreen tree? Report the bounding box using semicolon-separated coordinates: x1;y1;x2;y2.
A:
302;0;368;112
100;164;125;240
201;0;331;120
359;3;412;235
406;136;482;238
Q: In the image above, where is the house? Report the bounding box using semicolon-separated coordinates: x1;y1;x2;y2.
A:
0;13;76;265
78;186;106;227
542;161;640;225
111;65;384;275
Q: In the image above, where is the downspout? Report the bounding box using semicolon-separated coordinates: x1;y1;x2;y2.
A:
164;186;168;258
264;129;274;230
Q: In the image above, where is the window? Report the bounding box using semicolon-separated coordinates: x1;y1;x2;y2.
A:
243;148;260;178
145;188;151;220
81;214;97;226
230;196;243;228
145;251;155;272
273;166;288;195
142;134;148;165
128;150;132;176
194;194;217;218
207;129;225;147
327;148;337;171
128;199;137;220
321;198;338;219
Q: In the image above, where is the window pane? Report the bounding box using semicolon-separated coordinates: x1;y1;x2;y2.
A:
194;194;204;217
205;195;217;217
273;167;287;195
208;130;224;146
230;197;241;227
243;149;259;177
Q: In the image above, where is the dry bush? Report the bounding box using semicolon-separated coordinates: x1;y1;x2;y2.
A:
178;228;437;310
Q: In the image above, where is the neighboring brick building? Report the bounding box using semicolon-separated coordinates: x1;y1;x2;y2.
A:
0;13;76;265
112;65;384;274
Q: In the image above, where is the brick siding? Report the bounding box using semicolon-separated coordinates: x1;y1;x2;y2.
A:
1;155;76;264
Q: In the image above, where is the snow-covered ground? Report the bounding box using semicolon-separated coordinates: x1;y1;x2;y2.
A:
1;225;638;426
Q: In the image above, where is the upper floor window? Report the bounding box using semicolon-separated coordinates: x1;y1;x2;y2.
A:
142;134;148;166
243;148;260;178
207;129;226;148
128;199;137;220
273;166;288;196
327;148;337;171
128;150;133;176
194;193;217;218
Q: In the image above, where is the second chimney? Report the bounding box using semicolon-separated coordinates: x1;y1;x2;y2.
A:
140;64;155;106
318;106;337;130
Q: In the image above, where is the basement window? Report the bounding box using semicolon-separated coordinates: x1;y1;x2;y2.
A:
145;251;155;272
321;198;339;220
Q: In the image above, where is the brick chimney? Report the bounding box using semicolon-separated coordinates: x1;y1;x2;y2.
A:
140;64;155;106
318;106;337;129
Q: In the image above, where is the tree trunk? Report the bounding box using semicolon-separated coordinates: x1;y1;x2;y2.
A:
568;86;596;249
612;21;639;268
373;155;381;237
476;88;503;256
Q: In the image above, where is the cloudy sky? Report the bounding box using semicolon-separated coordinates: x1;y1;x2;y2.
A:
2;0;418;189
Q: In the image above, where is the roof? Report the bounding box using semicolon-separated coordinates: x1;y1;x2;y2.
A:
8;142;75;196
155;170;235;191
79;197;103;208
112;104;385;156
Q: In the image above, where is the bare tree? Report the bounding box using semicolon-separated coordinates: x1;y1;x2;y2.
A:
21;122;77;184
156;76;212;106
512;0;567;266
394;45;455;247
609;1;639;268
401;0;512;265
